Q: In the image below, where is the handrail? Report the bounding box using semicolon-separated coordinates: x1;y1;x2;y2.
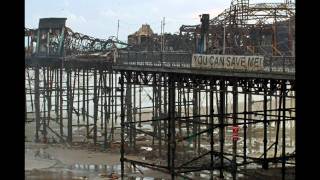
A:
117;51;295;73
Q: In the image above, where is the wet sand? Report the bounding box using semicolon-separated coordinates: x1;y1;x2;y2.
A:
25;142;170;179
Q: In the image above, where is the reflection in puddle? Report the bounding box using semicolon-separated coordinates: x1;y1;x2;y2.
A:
26;162;162;180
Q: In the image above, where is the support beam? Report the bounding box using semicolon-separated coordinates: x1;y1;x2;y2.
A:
168;75;176;180
67;69;73;143
232;83;238;180
59;67;64;142
274;89;282;159
139;85;142;127
248;89;253;150
93;70;98;145
111;71;115;141
282;80;287;180
34;67;40;142
263;81;269;169
243;81;247;163
219;80;225;179
120;72;125;179
86;70;90;138
104;71;108;149
127;73;133;149
193;86;199;153
133;83;137;150
210;85;214;180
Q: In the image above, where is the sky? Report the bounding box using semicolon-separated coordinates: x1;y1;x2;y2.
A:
25;0;284;42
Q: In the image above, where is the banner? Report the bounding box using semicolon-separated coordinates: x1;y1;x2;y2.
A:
192;54;264;71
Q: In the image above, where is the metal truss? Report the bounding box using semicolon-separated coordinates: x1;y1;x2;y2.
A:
118;70;295;179
180;0;295;56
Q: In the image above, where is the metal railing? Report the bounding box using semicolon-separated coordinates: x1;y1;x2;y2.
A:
117;51;295;74
264;56;295;73
117;51;192;68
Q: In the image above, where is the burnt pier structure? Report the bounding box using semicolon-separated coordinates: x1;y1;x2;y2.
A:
25;1;295;179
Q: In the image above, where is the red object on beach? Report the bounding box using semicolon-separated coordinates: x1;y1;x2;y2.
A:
232;125;239;141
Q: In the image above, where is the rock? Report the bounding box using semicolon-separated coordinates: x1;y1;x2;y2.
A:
108;172;119;179
136;136;146;141
98;173;108;178
72;176;88;180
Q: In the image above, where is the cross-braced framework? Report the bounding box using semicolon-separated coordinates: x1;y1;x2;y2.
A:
25;59;160;150
118;71;295;179
25;65;121;146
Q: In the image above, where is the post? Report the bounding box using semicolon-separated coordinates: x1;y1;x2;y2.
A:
210;85;214;180
186;86;190;141
93;70;98;145
139;85;142;127
42;68;47;143
44;67;50;142
206;85;209;136
152;79;156;147
59;65;64;142
99;71;104;130
243;82;247;163
282;80;286;180
193;86;198;153
104;71;108;149
82;69;86;129
86;70;89;137
168;75;175;179
133;83;137;150
178;84;182;137
219;80;225;179
67;69;73;143
263;81;268;169
274;89;282;159
197;88;201;156
126;73;132;149
164;79;168;144
248;87;253;151
27;70;34;112
232;82;238;180
78;69;80;127
54;69;59;120
120;72;125;179
25;73;27;123
111;71;115;140
34;67;40;142
158;83;162;156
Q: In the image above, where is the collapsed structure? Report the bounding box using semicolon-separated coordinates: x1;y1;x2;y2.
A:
125;0;295;57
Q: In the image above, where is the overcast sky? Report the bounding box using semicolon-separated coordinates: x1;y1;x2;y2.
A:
25;0;284;42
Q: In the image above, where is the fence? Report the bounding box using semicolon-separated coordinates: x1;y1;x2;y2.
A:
117;51;295;73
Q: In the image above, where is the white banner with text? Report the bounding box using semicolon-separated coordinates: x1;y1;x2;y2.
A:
192;54;264;71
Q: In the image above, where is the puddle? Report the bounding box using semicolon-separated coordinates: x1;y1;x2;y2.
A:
26;162;166;180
